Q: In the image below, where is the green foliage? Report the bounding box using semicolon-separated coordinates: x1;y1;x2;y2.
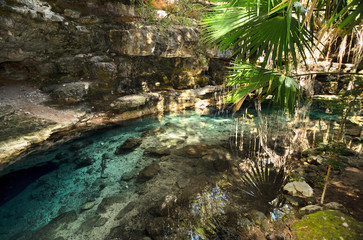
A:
226;62;301;114
202;0;362;114
202;0;314;113
135;0;206;27
203;1;315;71
328;0;363;33
292;210;363;240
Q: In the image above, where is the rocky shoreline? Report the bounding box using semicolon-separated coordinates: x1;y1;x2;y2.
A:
0;84;226;173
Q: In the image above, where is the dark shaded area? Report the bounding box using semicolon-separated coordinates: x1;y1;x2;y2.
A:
0;162;59;206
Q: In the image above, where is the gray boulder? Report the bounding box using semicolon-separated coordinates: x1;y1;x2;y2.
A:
283;181;314;198
110;94;147;112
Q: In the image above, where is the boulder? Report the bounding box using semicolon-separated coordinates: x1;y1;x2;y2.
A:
283;181;314;198
88;62;118;95
110;95;147;112
64;9;81;19
284;195;306;207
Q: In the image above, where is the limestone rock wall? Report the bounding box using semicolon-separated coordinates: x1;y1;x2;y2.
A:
0;0;229;109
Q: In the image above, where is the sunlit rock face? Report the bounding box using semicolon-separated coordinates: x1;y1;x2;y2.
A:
0;0;231;167
0;0;229;106
109;26;199;58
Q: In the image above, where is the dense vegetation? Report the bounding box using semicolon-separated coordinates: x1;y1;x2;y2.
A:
202;0;362;114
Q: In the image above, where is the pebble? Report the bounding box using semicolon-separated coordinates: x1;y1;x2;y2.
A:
82;201;95;211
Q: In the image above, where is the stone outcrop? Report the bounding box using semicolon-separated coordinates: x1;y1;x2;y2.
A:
109;26;199;58
0;0;229;106
0;0;230;169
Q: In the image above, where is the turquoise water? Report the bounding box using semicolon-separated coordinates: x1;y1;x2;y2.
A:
0;109;346;239
0;112;237;240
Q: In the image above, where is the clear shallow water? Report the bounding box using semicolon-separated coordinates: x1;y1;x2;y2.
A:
0;112;237;239
0;109;347;239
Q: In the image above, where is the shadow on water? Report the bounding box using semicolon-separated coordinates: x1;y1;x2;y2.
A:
237;160;287;214
0;106;356;239
156;160;287;240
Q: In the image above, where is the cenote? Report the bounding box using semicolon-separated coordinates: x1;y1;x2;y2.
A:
0;107;346;240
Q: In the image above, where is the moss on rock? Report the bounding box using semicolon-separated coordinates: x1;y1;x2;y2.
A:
292;210;363;240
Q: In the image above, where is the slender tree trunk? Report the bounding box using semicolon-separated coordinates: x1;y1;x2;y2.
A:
320;162;332;204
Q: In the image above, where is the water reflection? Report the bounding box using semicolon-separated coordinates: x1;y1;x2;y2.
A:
0;104;360;239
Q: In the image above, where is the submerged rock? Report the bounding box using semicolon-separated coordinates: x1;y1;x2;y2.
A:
173;144;209;158
144;146;171;157
96;195;124;214
121;169;138;181
283;181;313;198
145;217;175;239
78;214;107;233
202;149;232;171
115;202;137;220
81;201;95;211
137;162;160;182
292;210;363;240
30;211;77;240
75;157;93;169
8;230;33;240
115;137;142;155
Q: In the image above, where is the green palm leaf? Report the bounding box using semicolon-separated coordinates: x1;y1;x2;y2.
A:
226;62;301;114
202;0;315;72
329;0;363;33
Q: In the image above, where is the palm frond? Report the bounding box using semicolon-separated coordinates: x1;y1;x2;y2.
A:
328;0;363;34
226;62;301;114
202;0;315;72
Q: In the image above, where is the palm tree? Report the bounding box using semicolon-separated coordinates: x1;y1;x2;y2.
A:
202;0;362;205
202;0;362;114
